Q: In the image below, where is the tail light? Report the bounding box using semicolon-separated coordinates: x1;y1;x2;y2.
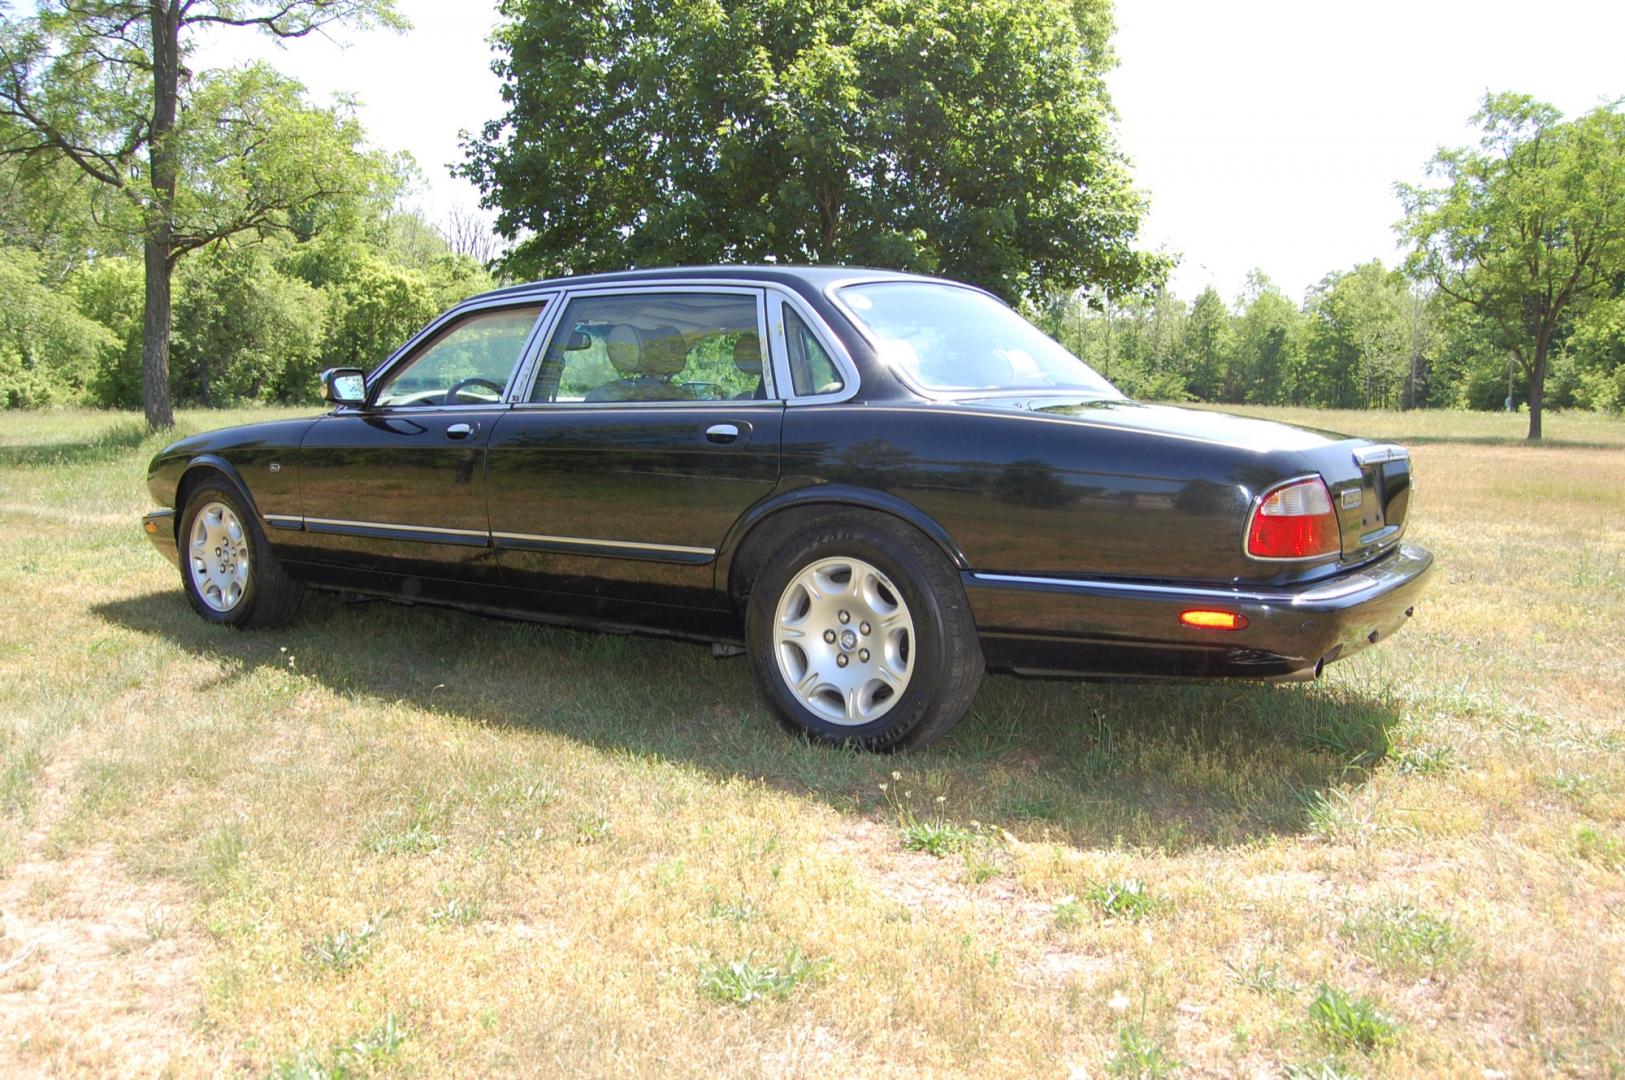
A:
1246;477;1340;560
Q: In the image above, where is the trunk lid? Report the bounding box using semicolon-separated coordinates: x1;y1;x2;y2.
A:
958;395;1412;567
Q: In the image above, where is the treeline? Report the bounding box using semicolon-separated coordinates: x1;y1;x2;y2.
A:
0;200;496;411
1034;262;1625;414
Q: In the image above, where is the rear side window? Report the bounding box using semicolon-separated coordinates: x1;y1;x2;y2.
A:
785;308;843;397
531;292;767;403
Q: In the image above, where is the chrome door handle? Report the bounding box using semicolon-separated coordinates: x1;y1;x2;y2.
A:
705;423;742;445
445;422;475;441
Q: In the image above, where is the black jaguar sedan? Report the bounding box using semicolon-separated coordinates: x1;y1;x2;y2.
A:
141;266;1432;749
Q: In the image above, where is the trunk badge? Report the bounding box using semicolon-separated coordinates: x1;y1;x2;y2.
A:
1341;488;1362;510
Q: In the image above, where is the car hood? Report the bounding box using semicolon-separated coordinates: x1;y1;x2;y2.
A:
955;395;1349;454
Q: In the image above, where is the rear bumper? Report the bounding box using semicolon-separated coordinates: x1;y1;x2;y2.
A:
141;509;179;568
965;543;1434;679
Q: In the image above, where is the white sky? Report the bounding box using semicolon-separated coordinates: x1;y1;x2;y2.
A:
200;0;1624;303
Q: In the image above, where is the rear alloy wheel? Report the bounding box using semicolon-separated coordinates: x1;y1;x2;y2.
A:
746;513;983;750
178;477;303;629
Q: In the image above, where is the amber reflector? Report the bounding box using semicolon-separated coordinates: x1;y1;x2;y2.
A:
143;520;158;534
1180;610;1248;631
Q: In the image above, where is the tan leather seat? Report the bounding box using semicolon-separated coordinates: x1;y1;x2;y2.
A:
585;324;694;402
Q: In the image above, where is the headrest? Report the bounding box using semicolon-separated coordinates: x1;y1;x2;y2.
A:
638;325;687;377
604;324;645;375
732;332;763;376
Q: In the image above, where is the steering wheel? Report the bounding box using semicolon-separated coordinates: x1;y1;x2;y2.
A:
444;377;505;405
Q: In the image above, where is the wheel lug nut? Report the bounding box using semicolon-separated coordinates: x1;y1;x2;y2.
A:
836;654;849;668
859;649;870;663
823;629;837;644
860;622;871;635
838;610;850;624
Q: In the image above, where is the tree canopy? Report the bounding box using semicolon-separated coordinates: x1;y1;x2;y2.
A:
1397;93;1625;439
461;0;1166;302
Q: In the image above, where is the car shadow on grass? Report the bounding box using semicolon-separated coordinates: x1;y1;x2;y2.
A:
94;589;1401;852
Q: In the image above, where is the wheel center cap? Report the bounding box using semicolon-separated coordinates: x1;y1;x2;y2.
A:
840;629;858;650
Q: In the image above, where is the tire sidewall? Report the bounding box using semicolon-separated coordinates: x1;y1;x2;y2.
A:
178;480;262;627
746;521;956;750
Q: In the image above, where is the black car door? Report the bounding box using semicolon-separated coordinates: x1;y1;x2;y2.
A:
486;286;783;613
286;300;550;582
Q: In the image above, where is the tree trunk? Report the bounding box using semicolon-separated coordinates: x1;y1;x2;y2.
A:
142;1;183;431
141;241;175;428
1527;341;1546;441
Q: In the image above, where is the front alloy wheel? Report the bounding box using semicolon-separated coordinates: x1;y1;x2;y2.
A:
188;501;252;613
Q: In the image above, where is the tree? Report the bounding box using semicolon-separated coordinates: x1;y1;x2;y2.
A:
1398;93;1625;439
0;0;402;429
461;0;1165;303
0;245;115;407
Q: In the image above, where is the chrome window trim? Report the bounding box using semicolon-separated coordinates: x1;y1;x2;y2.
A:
767;290;862;405
361;291;560;408
512;282;780;406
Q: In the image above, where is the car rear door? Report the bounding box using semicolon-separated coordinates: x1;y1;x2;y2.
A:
286;298;551;582
486;285;783;611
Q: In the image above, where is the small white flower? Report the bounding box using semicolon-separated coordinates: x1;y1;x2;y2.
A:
891;770;902;781
878;783;888;792
935;795;947;804
1141;927;1153;946
1107;991;1130;1013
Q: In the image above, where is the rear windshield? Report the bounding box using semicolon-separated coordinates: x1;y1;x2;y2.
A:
838;282;1121;395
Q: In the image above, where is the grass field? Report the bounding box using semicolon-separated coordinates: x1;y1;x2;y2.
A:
0;404;1621;1078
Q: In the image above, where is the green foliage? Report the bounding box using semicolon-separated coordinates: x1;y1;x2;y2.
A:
464;0;1165;301
0;245;115;407
1340;902;1467;973
1086;877;1161;919
697;947;827;1006
1398;93;1625;438
1307;984;1399;1051
1107;1023;1181;1078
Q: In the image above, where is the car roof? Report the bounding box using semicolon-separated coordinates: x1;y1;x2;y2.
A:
465;264;948;304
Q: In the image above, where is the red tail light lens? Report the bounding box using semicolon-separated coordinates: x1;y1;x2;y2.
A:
1246;477;1341;560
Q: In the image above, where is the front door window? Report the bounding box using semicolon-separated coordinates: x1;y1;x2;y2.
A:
373;304;545;408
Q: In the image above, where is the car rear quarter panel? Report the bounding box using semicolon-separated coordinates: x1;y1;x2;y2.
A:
778;404;1325;586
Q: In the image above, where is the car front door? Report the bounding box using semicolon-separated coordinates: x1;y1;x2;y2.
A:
485;286;783;616
287;299;550;582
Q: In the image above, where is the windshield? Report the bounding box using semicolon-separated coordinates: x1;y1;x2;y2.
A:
838;282;1121;396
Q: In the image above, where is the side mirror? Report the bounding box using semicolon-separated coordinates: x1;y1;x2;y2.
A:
322;367;367;406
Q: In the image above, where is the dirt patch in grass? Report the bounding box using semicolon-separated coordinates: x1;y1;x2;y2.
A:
0;749;205;1076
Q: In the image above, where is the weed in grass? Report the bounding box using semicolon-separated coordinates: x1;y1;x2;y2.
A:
1573;826;1624;872
702;897;759;923
698;946;828;1006
1393;743;1459;775
883;775;974;856
426;897;482;927
306;916;385;974
1227;959;1299;997
142;905;173;943
1087;878;1161;920
573;813;611;845
364;820;442;856
272;1014;408;1078
1341;903;1467;973
1543;770;1608;805
1106;1022;1181;1078
1284;1060;1363;1080
1308;984;1398;1052
963;845;1002;884
1053;895;1085;930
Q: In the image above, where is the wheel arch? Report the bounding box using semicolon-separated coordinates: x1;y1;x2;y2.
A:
175;455;260;530
720;486;967;612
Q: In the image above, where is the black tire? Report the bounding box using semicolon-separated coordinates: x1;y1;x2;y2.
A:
177;476;304;629
744;511;984;751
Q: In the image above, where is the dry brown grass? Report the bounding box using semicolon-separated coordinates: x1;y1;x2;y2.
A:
0;405;1621;1077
